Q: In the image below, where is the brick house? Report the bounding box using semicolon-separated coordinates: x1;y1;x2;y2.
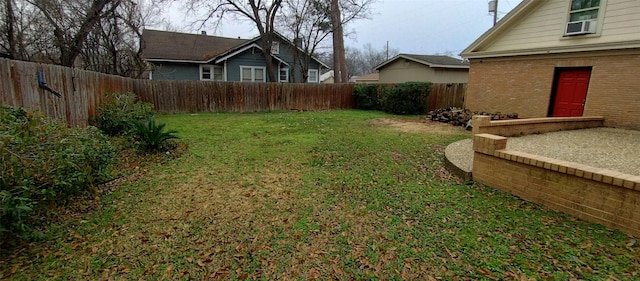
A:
461;0;640;130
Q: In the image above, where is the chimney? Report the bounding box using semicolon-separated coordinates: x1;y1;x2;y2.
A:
201;31;207;35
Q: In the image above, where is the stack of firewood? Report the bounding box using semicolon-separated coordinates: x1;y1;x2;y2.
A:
426;107;518;129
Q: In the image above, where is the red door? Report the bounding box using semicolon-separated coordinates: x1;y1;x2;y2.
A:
552;69;591;117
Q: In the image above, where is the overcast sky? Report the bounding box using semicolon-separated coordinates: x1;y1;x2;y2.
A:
155;0;524;57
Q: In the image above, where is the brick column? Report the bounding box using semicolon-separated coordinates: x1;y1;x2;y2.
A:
471;115;491;135
473;133;507;155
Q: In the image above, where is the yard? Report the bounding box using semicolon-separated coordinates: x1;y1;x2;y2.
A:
1;110;638;280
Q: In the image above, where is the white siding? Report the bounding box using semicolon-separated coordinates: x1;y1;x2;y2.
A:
485;0;640;53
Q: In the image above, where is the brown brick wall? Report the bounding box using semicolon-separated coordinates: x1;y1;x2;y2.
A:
472;115;604;137
472;134;640;237
466;49;640;129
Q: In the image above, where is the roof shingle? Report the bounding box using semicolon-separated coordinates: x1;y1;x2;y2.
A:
375;54;469;70
400;54;469;66
141;29;249;62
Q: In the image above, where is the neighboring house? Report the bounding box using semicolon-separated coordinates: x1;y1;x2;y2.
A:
320;70;334;83
141;29;329;83
461;0;640;130
353;72;379;84
374;54;469;84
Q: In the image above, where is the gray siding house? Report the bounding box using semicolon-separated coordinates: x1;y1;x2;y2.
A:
142;29;329;83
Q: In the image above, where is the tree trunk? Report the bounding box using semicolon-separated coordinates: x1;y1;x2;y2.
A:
64;0;115;66
247;0;280;82
33;0;120;67
330;0;347;83
262;35;277;82
5;0;17;59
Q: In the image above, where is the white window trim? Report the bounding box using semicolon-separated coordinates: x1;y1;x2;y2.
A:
562;0;606;37
240;66;267;82
223;61;228;81
568;0;600;21
279;68;289;83
271;41;280;55
307;69;319;83
200;64;212;80
200;64;223;81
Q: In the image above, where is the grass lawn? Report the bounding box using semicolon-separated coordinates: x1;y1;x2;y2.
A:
1;110;638;280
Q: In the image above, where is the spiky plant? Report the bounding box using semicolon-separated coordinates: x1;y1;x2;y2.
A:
132;116;179;152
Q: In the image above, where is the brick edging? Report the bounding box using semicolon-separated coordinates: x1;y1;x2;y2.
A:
472;133;640;237
489;149;640;191
472;116;605;137
472;133;640;191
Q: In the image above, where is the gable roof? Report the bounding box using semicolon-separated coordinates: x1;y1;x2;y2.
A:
461;0;640;59
461;0;544;59
375;54;469;70
354;72;379;82
142;29;249;62
214;43;289;66
142;29;330;69
320;70;334;82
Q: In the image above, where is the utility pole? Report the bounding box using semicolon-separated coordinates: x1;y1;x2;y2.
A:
386;41;389;60
493;0;498;26
489;0;499;26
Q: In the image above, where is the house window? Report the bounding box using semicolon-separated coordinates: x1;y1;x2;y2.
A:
307;69;319;83
569;0;600;21
271;41;280;55
240;66;266;82
200;65;223;81
279;68;289;82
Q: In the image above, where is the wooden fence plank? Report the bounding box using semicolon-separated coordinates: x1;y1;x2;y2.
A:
427;83;466;111
2;59;466;126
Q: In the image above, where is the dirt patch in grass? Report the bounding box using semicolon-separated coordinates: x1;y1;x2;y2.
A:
369;118;469;135
2;112;637;280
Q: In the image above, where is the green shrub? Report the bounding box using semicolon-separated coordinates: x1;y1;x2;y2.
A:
133;116;179;152
93;92;154;136
353;84;382;110
0;106;114;238
381;82;431;115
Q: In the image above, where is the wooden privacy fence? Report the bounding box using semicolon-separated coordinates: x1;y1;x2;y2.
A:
1;59;466;126
0;59;356;126
0;58;132;126
132;80;355;113
427;83;467;111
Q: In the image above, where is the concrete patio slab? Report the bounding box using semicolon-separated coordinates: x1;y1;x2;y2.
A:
445;127;640;178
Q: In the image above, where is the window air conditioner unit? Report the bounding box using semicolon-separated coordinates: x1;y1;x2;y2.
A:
565;20;597;35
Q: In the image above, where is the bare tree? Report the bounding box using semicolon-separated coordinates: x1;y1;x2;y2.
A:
1;0;159;77
1;1;55;62
312;0;375;82
361;43;397;73
180;0;283;82
278;0;330;82
343;43;398;77
0;0;16;57
279;0;375;82
27;0;123;67
81;0;148;77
